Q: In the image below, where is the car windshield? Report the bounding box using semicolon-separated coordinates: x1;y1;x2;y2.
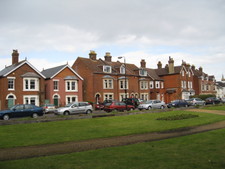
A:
65;103;74;107
143;100;153;104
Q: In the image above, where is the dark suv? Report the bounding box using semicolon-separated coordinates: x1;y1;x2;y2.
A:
122;98;140;108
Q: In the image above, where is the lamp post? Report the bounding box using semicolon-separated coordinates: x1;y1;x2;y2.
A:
118;56;127;110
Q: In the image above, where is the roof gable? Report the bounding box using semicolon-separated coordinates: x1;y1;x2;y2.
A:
0;60;46;79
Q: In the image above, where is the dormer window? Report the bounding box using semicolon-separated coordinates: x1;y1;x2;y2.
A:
139;69;147;76
182;70;185;76
103;65;112;73
120;64;125;74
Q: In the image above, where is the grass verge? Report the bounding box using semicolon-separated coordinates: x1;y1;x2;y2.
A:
203;105;225;111
1;128;225;169
1;110;225;149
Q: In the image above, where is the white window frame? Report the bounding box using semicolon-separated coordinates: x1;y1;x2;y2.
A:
53;80;59;91
7;77;15;91
103;93;114;101
139;69;147;76
140;81;148;90
119;93;129;101
23;95;39;106
119;80;129;90
140;93;149;101
161;82;164;89
120;65;125;74
182;70;185;76
23;78;39;91
103;79;113;89
66;95;78;105
155;81;160;89
103;65;112;73
150;81;154;89
65;80;78;92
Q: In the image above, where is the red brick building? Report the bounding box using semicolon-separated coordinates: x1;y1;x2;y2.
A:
155;57;195;103
41;64;83;107
0;50;46;110
191;66;216;96
72;51;165;104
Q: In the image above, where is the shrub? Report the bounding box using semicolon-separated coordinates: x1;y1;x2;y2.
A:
156;114;199;121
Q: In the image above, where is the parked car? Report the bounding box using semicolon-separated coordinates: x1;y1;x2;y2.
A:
205;97;221;105
42;104;56;113
55;102;93;115
167;100;189;108
186;98;205;106
95;100;113;110
103;101;135;112
221;98;225;104
138;100;166;110
122;98;140;108
0;104;44;120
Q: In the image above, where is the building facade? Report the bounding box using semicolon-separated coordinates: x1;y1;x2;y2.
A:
0;50;45;110
41;64;83;107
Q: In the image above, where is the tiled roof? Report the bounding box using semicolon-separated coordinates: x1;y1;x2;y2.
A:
0;60;26;77
41;64;67;79
146;68;163;80
21;72;41;78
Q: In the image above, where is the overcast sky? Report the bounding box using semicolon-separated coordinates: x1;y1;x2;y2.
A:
0;0;224;80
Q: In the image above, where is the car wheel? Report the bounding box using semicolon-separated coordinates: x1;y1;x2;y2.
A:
147;106;152;110
86;110;92;114
64;111;69;115
3;114;9;120
160;106;164;109
130;108;134;111
32;113;38;118
185;104;188;107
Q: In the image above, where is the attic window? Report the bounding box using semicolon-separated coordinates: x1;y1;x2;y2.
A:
120;65;125;74
139;69;147;76
103;65;112;73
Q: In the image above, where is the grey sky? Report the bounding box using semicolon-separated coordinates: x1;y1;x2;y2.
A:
0;0;224;80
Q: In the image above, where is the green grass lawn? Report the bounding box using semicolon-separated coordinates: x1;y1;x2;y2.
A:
1;128;225;169
1;110;225;148
203;105;225;111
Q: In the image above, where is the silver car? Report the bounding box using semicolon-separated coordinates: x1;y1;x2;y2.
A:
138;100;166;110
55;102;93;115
187;98;205;106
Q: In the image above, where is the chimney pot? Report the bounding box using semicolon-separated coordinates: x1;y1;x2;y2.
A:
104;52;112;62
89;50;97;60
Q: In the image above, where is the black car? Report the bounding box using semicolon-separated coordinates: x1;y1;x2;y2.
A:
167;100;189;108
122;98;140;108
0;104;44;120
205;97;221;105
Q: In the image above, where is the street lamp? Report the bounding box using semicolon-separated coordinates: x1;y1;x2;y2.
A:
118;56;127;110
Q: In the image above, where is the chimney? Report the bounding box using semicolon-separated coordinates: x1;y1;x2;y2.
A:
140;59;146;68
104;52;112;62
168;56;174;74
165;64;169;71
157;61;162;69
181;60;187;67
191;65;195;70
199;67;203;74
89;50;97;60
12;49;19;65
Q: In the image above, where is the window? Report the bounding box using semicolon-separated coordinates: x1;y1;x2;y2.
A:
161;82;164;89
66;95;77;104
150;81;154;89
103;79;113;89
120;65;125;74
53;80;59;91
188;71;191;77
140;81;148;90
23;78;39;91
103;65;112;73
23;95;39;106
155;81;160;89
188;81;193;89
182;70;185;76
119;93;129;101
8;77;15;90
65;80;78;92
139;69;147;76
181;81;187;89
119;80;128;89
104;93;114;101
140;93;148;101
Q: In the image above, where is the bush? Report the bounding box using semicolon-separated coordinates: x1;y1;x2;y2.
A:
156;114;199;121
